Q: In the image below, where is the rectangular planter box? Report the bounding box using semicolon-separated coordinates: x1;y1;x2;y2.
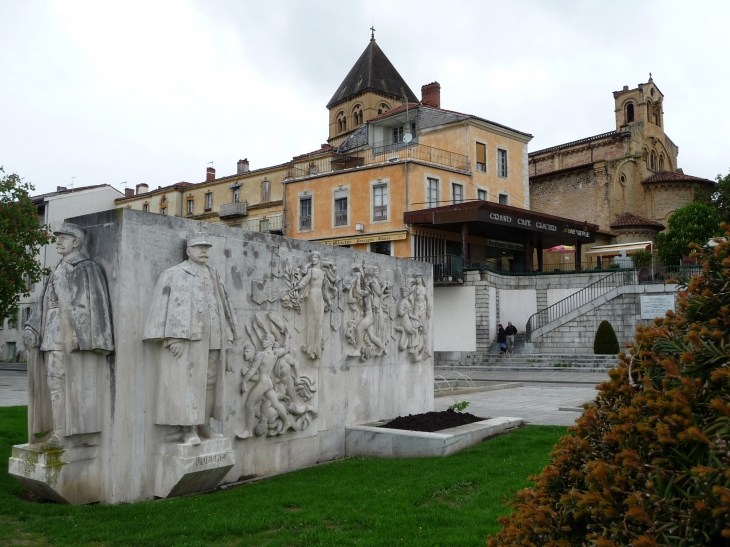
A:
345;417;523;458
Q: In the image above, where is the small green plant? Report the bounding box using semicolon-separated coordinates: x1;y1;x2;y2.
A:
449;400;470;412
593;320;619;354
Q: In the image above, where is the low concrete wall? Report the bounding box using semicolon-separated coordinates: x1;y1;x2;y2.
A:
433;286;476;352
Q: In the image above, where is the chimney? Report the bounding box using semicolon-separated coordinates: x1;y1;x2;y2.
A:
56;186;67;192
623;85;629;91
136;183;149;195
206;167;216;182
421;82;441;109
237;159;249;175
124;188;134;197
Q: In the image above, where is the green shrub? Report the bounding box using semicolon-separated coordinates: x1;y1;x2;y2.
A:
593;320;619;354
489;223;730;547
630;249;653;268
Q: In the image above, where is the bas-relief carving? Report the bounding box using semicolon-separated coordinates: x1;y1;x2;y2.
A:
236;313;318;439
22;223;114;448
143;232;240;445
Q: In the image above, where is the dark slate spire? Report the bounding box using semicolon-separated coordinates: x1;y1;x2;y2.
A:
326;38;418;109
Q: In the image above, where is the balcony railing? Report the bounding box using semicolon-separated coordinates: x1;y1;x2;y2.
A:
243;214;283;233
287;141;469;181
299;217;312;231
410;254;464;285
373;205;387;221
219;201;248;219
335;210;348;226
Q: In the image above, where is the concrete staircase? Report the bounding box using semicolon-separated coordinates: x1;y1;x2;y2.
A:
487;334;537;355
435;353;619;373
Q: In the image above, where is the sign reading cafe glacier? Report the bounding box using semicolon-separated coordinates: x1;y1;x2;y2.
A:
8;209;434;504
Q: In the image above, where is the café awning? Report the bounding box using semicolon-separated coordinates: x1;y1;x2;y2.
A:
585;241;653;256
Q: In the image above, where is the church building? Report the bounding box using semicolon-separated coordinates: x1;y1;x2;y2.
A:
528;76;715;265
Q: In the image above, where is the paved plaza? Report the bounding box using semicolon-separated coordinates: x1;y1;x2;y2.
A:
2;364;605;427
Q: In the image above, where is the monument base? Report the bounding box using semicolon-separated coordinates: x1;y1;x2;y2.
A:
9;441;101;504
154;437;235;498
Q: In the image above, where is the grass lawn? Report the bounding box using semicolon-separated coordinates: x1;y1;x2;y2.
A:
0;406;566;547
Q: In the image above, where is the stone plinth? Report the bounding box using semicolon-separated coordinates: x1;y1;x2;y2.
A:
155;438;235;498
9;442;100;504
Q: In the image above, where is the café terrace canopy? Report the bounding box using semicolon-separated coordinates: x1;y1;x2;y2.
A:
404;201;599;270
404;201;598;248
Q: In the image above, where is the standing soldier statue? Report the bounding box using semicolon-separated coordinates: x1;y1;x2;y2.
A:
144;232;239;445
23;223;114;447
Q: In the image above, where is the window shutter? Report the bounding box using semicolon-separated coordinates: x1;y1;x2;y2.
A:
476;143;486;164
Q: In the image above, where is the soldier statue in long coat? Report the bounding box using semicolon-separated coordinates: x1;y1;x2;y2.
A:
144;232;240;445
23;223;114;446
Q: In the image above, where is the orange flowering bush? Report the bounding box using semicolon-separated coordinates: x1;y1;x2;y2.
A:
489;226;730;547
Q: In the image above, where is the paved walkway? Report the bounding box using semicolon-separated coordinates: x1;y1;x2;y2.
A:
0;370;28;407
433;368;607;426
2;365;605;426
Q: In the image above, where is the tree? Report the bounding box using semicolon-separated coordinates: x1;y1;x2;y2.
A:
0;167;53;324
711;168;730;224
489;224;730;546
655;201;721;265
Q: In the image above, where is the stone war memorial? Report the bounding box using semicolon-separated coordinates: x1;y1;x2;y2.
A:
8;208;434;504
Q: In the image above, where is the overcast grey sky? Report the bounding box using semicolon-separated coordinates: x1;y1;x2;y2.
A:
1;0;728;196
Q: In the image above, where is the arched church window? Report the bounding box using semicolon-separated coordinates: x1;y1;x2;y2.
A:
650;151;657;171
352;104;363;126
659;155;664;171
654;112;659;126
626;103;634;123
647;101;652;124
336;111;346;133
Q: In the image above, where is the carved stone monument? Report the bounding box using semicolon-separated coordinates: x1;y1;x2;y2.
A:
9;209;433;504
9;223;113;504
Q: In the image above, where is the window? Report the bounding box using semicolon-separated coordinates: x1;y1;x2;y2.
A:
161;196;167;204
9;314;17;329
426;178;439;208
142;203;149;212
299;197;312;231
452;183;463;204
309;164;318;176
497;149;508;177
233;188;240;202
392;126;403;144
261;180;271;203
260;218;270;232
373;184;388;221
371;241;392;256
498;193;509;205
353;105;363;126
659;155;665;171
23;307;31;324
205;192;213;210
161;207;167;216
647;101;652;123
477;189;487;201
626;103;634;123
476;142;486;172
334;189;348;226
650;151;656;171
336;111;346;133
187;200;194;215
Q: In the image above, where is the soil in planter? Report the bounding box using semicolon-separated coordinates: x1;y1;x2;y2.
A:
381;409;488;433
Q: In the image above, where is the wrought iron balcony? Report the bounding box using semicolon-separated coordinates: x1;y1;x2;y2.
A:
287;141;469;181
410;254;464;285
219;201;248;219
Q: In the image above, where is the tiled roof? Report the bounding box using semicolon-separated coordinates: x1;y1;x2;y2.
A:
529;130;629;157
610;212;665;229
642;170;715;185
293;144;337;160
32;184;117;203
327;39;418;108
337;124;369;152
367;104;531;138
